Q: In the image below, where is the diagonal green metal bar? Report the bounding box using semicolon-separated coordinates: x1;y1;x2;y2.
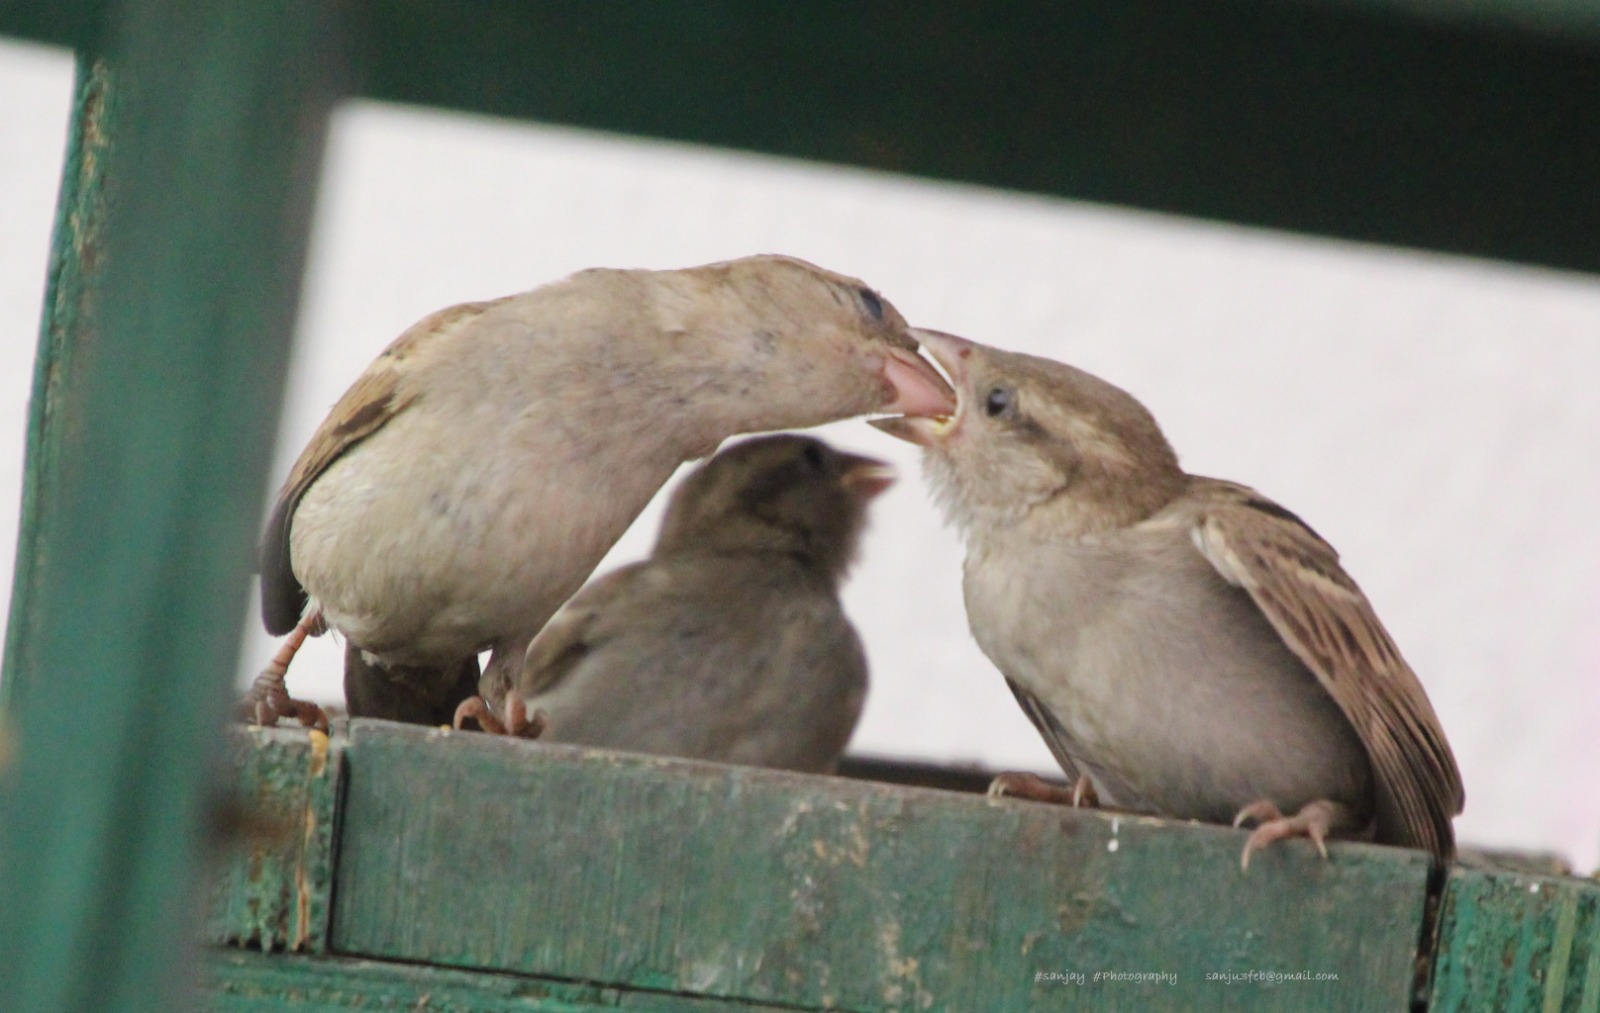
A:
0;3;346;1010
0;54;113;717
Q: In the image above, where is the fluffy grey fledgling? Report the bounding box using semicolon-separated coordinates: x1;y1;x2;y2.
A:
874;330;1463;865
482;434;889;772
247;256;951;729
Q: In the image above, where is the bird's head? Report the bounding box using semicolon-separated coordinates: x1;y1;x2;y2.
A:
655;433;894;580
658;256;954;430
871;329;1184;537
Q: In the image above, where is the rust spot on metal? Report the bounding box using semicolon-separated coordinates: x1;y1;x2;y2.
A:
306;729;329;778
70;61;111;277
290;731;329;950
1057;901;1083;934
293;805;314;950
80;62;109;149
807;822;870;868
878;917;934;1008
246;844;267;885
1012;814;1048;857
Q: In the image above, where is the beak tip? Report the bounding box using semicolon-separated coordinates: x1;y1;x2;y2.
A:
846;466;896;500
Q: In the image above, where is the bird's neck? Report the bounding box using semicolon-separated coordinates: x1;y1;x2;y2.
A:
1014;468;1189;544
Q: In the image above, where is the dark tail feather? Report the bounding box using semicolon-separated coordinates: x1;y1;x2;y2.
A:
343;644;481;726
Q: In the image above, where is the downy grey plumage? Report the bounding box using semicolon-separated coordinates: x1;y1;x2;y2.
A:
509;434;890;772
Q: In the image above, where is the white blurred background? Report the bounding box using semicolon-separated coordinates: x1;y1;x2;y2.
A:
3;40;1597;869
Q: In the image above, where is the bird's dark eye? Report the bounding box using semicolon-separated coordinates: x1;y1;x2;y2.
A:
857;287;885;322
802;442;826;469
984;386;1015;418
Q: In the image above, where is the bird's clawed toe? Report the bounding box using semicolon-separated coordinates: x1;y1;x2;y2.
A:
1232;799;1284;829
1070;774;1100;809
987;771;1099;809
237;615;329;733
252;693;331;733
501;691;549;738
452;690;547;739
1234;798;1338;871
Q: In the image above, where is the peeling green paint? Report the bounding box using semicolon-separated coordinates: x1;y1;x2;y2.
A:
207;728;341;953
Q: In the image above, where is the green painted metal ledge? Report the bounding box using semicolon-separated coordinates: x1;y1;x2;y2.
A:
203;723;1600;1012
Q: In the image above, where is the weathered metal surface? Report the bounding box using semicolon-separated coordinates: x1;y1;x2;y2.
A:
203;950;803;1013
0;4;344;1011
207;728;342;953
1430;865;1600;1012
331;720;1429;1012
194;720;1600;1011
0;56;113;718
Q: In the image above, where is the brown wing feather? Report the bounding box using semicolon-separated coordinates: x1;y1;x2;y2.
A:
258;300;503;634
1004;677;1085;785
1190;479;1464;859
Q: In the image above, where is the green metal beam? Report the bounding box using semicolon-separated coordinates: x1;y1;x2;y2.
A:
6;1;1598;275
0;3;345;1011
0;56;113;717
13;0;1600;51
1296;0;1600;42
356;0;1600;274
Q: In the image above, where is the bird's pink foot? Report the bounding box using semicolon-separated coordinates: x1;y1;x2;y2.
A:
238;613;329;732
452;689;547;739
988;771;1099;808
1233;798;1344;871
